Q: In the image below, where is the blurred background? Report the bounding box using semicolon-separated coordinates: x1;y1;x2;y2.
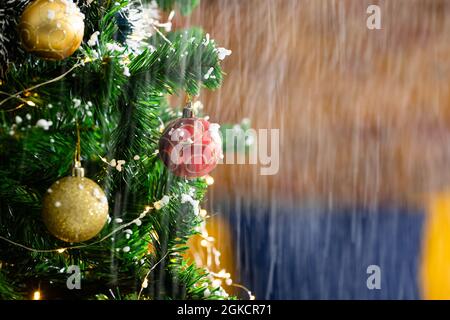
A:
180;0;450;299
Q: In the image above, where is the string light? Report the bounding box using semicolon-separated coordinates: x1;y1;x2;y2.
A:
200;239;209;247
2;191;251;299
137;251;169;300
142;278;148;289
0;62;83;108
32;290;41;300
194;207;256;300
204;175;215;186
231;283;254;300
0;206;154;253
199;209;208;218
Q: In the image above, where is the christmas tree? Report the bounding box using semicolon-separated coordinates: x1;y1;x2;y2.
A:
0;0;233;300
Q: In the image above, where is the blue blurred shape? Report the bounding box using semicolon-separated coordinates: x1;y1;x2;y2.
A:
219;202;425;300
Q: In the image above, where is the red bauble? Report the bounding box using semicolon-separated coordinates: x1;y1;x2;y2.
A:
159;111;223;178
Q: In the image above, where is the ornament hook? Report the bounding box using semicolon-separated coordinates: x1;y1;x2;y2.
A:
183;93;193;118
72;121;85;177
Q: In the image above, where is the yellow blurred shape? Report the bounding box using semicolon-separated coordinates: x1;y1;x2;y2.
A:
421;194;450;299
32;290;41;300
185;215;236;288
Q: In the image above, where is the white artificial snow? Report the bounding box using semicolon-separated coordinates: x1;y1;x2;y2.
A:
73;98;82;108
115;160;125;172
181;193;200;216
204;67;214;80
87;31;100;47
212;279;222;288
106;43;125;52
123;66;131;77
124;1;173;54
36;119;53;130
154;195;170;210
216;47;232;60
202;33;210;46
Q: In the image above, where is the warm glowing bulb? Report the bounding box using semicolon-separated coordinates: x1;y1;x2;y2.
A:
212;279;222;288
204;175;214;185
142;278;148;289
200;209;208;218
200;239;209;247
32;291;41;300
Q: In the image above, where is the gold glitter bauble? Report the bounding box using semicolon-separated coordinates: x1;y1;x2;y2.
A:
42;176;109;243
18;0;85;60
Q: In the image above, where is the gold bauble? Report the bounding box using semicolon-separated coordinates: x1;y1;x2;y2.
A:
18;0;85;60
42;175;109;243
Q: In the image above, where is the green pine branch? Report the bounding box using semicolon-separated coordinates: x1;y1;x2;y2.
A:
0;0;231;300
